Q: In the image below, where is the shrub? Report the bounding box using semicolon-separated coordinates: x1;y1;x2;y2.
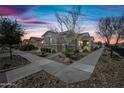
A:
97;41;102;48
83;46;91;52
74;49;79;54
20;44;38;51
93;44;99;51
81;46;84;49
40;52;47;57
40;48;56;53
52;49;56;53
65;48;75;58
3;64;11;69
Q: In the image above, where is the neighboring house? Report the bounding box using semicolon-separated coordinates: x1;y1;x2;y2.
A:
42;31;94;52
22;39;29;45
29;37;43;48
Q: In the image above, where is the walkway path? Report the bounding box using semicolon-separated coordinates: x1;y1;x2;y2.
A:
4;48;103;83
5;50;60;82
55;48;104;83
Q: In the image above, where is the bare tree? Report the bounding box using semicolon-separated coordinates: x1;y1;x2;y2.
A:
98;14;124;46
97;17;114;45
55;13;64;32
55;6;82;50
97;17;115;57
55;6;81;32
113;15;124;46
97;15;124;57
46;24;58;32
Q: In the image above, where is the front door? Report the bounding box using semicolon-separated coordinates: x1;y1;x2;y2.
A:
83;40;88;46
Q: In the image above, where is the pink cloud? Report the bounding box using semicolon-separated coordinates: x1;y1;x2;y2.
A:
94;35;124;44
15;16;38;22
19;16;37;21
21;21;50;25
0;7;17;16
0;6;34;16
22;28;48;40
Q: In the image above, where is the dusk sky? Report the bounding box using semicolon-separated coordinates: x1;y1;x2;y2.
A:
1;5;124;42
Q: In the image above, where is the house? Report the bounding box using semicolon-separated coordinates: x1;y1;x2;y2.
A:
42;30;94;52
42;31;59;50
22;38;43;49
29;37;43;48
22;39;29;45
78;32;94;47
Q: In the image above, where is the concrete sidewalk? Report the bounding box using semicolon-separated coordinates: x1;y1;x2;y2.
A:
6;50;57;82
5;48;103;83
55;48;104;83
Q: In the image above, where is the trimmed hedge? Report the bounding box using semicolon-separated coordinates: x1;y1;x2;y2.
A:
20;44;38;51
40;48;56;53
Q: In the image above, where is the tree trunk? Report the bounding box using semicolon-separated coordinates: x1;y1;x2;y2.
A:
109;45;113;58
110;46;113;58
115;35;120;47
75;38;77;50
9;45;12;59
106;38;113;58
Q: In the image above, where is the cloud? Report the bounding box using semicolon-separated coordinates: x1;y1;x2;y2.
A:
18;16;37;21
0;6;34;16
22;27;48;39
97;6;124;11
21;21;50;25
93;34;124;44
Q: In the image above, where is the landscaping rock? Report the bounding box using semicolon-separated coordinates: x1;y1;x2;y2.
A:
58;53;66;58
63;58;72;64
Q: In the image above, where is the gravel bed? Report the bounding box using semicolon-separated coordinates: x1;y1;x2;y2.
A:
49;52;90;65
0;55;31;71
13;49;124;88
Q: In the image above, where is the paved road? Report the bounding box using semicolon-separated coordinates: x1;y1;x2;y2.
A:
4;48;103;83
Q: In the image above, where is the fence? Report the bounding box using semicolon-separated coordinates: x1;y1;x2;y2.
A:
111;46;124;57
